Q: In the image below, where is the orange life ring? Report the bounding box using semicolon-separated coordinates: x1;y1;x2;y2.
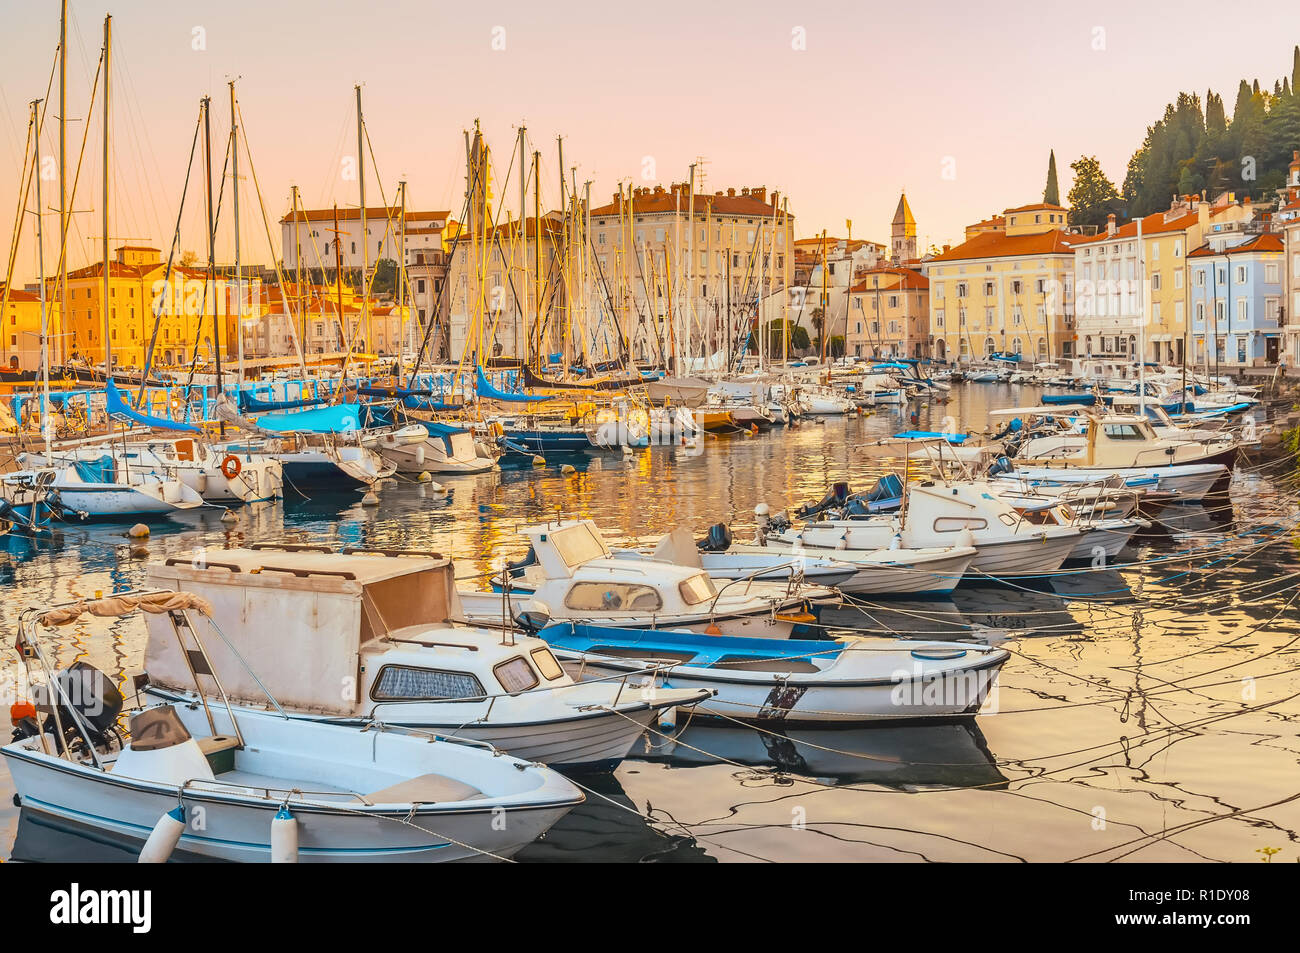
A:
220;455;242;479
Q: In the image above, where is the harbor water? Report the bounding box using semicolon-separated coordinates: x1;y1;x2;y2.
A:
3;383;1298;862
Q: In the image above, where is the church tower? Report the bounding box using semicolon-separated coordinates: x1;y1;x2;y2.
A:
891;192;917;263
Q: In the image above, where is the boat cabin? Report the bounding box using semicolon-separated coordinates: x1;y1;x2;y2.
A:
143;546;571;716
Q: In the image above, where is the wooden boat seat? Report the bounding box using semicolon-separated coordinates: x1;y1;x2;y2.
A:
364;773;487;805
197;734;241;773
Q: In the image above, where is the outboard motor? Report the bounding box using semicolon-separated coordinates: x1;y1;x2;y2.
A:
32;661;125;753
796;481;850;519
987;455;1015;478
697;522;733;553
503;545;538;579
513;601;552;634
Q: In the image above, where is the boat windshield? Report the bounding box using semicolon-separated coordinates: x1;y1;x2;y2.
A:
678;573;717;606
549;524;610;567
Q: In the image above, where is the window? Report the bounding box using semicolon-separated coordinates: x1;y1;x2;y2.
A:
1265;263;1280;284
1102;424;1145;440
530;648;564;680
1196;269;1206;287
984;281;994;296
1174;270;1183;289
1150;273;1161;291
371;665;486;701
1236;266;1247;284
564;582;663;612
934;517;988;533
494;657;539;694
678;573;717;606
956;282;967;298
1011;280;1022;294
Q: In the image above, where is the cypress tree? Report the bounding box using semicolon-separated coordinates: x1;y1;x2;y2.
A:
1043;150;1060;205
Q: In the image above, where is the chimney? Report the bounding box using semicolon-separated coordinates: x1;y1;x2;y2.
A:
1106;213;1117;237
751;186;766;203
727;188;736;197
771;190;779;209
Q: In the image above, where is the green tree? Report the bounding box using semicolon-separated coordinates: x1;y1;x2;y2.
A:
1043;150;1060;205
1067;155;1122;228
371;258;398;296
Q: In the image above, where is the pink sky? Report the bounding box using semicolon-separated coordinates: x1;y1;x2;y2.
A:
3;0;1299;283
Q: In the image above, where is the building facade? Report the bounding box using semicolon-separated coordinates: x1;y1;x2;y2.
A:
846;266;929;358
1278;151;1300;365
280;207;451;273
1073;194;1255;365
923;203;1077;363
1188;230;1286;367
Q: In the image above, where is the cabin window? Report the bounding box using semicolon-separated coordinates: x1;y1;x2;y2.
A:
370;665;486;702
678;573;717;606
1102;424;1145;440
933;517;988;533
494;657;540;693
549;526;608;567
530;647;564;680
564;582;663;612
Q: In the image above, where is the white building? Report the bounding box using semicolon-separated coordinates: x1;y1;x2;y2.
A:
280;207;451;272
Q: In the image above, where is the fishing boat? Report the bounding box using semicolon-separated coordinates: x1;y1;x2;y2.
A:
610;525;860;588
459;519;835;639
20;440;283;504
540;624;1008;725
140;546;711;772
3;591;584;862
5;459;205;519
762;479;1081;580
376;420;497;474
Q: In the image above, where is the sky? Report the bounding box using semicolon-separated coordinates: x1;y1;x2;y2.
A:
2;0;1300;284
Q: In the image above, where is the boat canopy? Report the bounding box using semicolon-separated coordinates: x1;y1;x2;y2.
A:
72;455;116;484
105;379;203;433
144;548;462;716
988;405;1093;417
252;402;384;433
892;430;969;444
238;390;327;413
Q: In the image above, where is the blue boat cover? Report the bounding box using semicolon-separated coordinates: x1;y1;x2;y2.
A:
254;403;370;433
239;390;326;413
892;430;968;444
105;379;202;433
474;365;551;403
73;455;116;484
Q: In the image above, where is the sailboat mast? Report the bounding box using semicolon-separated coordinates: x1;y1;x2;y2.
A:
819;230;828;364
101;15;112;379
533;149;541;371
32;99;51;457
57;0;68;368
781;198;789;366
398;178;407;378
518;125;527;366
356;85;369;363
201;96;223;395
229;80;243;389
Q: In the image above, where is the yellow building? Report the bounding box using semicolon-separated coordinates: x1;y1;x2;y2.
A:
923;203;1078;363
847;266;929;358
62;246;257;371
0;285;57;373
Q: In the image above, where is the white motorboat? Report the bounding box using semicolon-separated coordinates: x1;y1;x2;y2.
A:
21;439;283;504
142;546;710;772
542;623;1009;725
3;591;584;863
459;520;835;639
6;460;205;519
611;525;860;589
763;479;1082;579
376;420;497;474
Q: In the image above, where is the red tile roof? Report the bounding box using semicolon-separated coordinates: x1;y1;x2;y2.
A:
927;229;1079;263
1187;233;1285;258
280;207;450;225
590;187;786;219
850;267;929;292
1004;203;1067;214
